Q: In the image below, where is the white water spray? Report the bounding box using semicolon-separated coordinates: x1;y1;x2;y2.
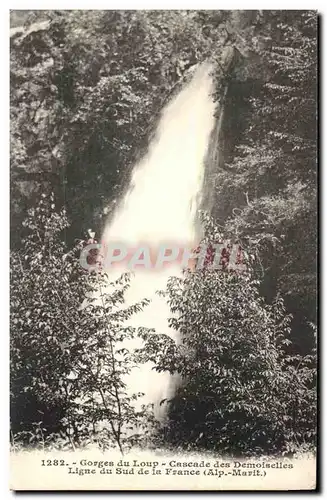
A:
101;63;216;416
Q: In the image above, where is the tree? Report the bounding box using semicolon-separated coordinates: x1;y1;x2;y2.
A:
138;217;316;455
10;195;154;451
212;11;317;351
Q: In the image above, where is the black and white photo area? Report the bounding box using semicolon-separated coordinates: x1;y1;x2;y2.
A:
9;6;318;491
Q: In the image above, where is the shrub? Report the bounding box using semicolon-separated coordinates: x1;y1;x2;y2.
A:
10;195;154;452
138;217;316;456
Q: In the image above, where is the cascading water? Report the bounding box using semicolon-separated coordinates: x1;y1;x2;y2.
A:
101;62;216;417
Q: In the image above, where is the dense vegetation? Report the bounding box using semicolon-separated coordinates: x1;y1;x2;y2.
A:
214;11;317;354
10;10;317;455
138;216;316;455
11;195;155;451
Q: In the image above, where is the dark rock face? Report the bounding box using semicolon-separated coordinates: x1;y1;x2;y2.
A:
10;11;257;247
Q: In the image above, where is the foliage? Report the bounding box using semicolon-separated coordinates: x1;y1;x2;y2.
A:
10;196;154;452
213;11;317;349
137;217;317;456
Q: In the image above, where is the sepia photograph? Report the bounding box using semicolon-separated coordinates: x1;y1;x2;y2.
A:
9;8;318;491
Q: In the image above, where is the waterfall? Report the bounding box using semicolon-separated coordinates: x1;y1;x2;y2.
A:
101;62;216;417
